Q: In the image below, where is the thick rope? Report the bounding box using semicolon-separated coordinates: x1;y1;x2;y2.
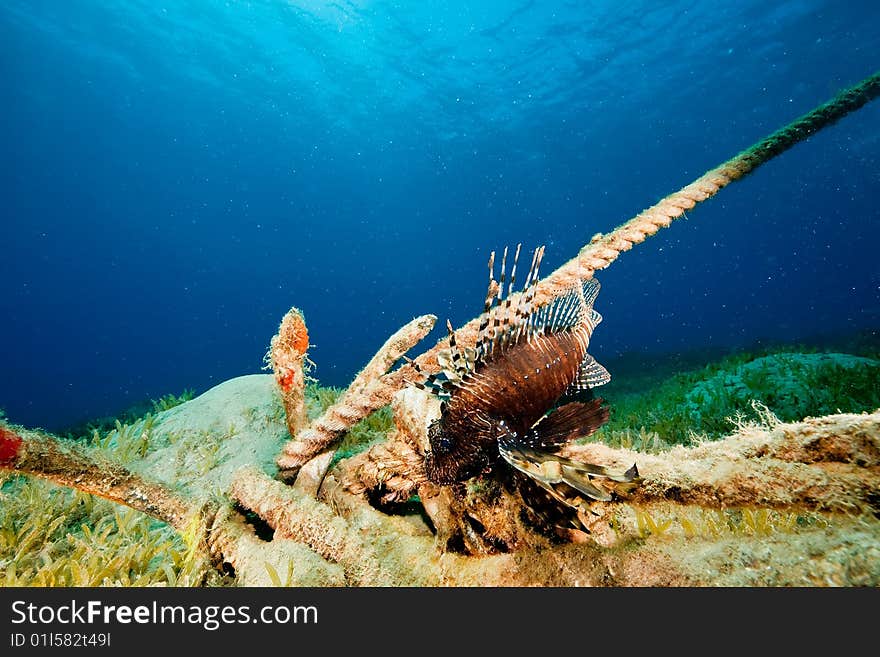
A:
399;70;880;373
0;425;198;533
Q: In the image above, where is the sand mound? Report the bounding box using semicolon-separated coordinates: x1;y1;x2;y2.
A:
135;374;288;500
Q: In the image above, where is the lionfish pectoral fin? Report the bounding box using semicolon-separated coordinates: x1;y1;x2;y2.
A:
555;469;613;502
540;476;612;508
510;457;613;503
520;399;610;449
499;442;636;502
557;456;640;484
500;438;640;506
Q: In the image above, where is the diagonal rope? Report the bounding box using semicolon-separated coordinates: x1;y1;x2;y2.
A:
408;70;880;364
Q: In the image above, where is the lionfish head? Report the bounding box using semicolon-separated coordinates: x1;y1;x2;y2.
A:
424;415;497;484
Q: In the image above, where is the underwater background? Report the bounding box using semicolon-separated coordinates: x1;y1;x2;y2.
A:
2;0;878;433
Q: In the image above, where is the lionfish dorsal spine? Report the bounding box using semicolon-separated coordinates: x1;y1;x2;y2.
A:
475;243;548;365
403;355;452;400
486;245;509;360
418;245;608;402
445;319;469;379
498;243;523;352
475;247;501;363
513;245;545;345
475;250;497;363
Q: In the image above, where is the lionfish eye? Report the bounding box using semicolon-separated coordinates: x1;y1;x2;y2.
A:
435;435;454;453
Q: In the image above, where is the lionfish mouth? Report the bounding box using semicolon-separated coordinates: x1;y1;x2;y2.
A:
409;243;640;516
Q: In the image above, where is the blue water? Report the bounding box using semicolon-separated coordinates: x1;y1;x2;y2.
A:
2;1;878;432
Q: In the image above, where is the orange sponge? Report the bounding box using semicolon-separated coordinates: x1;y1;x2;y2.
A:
267;307;310;435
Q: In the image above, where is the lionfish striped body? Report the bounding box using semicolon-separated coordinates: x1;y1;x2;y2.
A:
412;245;638;507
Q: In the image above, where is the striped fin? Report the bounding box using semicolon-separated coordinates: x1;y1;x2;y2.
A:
487;245;509;360
475;249;498;364
403;356;452;400
474;244;547;366
544;278;602;334
553;470;613;502
418;246;604;399
502;447;640;485
498;441;640;503
512;246;545;344
582;278;600;309
497;243;523;352
475;246;506;363
474;249;603;365
445;319;469;378
531;286;581;335
567;353;611;392
424;318;481;395
488;244;520;358
511;400;609;450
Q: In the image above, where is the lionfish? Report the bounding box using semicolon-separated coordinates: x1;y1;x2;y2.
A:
410;244;638;518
